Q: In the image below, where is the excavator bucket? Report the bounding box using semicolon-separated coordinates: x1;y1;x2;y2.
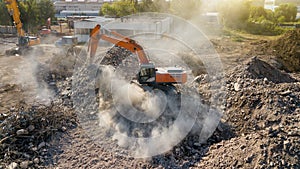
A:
88;24;101;59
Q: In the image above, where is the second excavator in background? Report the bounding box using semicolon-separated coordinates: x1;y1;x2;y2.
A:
4;0;40;55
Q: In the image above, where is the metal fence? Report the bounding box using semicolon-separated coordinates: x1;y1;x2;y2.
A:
0;25;17;34
278;23;300;29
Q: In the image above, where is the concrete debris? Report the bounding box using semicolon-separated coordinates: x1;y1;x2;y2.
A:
196;57;300;168
0;42;299;168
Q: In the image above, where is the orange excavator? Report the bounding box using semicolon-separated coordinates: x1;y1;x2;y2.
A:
4;0;40;55
88;24;187;85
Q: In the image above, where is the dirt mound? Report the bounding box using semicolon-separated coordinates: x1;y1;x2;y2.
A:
226;57;299;131
215;57;300;168
47;46;86;78
230;56;297;83
100;46;135;67
2;35;300;168
267;30;300;72
192;56;300;168
0;104;76;168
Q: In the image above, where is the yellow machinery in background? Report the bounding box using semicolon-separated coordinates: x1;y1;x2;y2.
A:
4;0;40;55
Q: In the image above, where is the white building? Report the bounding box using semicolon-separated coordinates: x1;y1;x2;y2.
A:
264;0;277;11
74;17;114;42
54;0;105;18
74;16;173;42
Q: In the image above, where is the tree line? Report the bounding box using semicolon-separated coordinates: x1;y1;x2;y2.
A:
1;0;297;36
0;0;55;33
0;0;200;33
218;0;299;35
100;0;201;19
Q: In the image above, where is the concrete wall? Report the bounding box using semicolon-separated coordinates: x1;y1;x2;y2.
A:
54;1;103;12
74;17;173;42
54;1;103;18
74;18;113;42
0;26;17;35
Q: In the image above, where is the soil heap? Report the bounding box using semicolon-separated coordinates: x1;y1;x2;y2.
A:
1;44;299;168
263;29;300;72
198;57;300;168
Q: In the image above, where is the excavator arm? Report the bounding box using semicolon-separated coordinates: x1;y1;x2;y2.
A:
4;0;25;37
4;0;40;51
88;24;149;64
88;24;187;85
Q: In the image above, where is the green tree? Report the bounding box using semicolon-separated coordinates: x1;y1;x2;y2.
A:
246;6;282;35
274;3;297;22
250;0;265;7
18;0;39;33
265;9;277;22
249;6;267;21
135;0;170;13
101;0;135;17
101;3;118;17
0;1;12;25
152;0;170;13
170;0;201;19
1;0;54;32
248;6;278;23
275;0;300;6
137;0;156;12
37;0;55;26
218;0;251;29
101;0;171;17
130;0;138;9
114;0;136;17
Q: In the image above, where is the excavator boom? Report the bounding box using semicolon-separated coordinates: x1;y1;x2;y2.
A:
89;24;149;64
4;0;25;37
4;0;40;51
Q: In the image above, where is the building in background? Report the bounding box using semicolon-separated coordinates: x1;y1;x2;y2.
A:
54;0;107;18
264;0;277;11
74;16;113;42
74;16;173;43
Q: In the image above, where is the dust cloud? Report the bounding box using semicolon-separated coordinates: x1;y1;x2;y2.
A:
15;52;54;105
94;64;221;158
76;13;224;158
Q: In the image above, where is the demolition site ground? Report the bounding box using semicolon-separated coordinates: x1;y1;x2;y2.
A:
0;29;299;169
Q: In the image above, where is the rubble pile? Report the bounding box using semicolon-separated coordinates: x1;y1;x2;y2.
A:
100;46;135;67
254;29;300;72
1;40;300;168
178;52;207;76
0;103;77;168
46;46;85;78
271;29;300;72
42;46;134;82
197;57;300;168
225;57;299;132
42;55;299;168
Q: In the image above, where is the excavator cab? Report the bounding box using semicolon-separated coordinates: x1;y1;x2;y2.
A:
18;36;29;47
18;36;40;47
138;63;156;84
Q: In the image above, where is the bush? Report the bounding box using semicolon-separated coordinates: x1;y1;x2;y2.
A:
218;0;251;30
275;3;297;22
246;20;285;35
101;1;135;17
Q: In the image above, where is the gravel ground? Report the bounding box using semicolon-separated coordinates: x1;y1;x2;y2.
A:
0;31;300;168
